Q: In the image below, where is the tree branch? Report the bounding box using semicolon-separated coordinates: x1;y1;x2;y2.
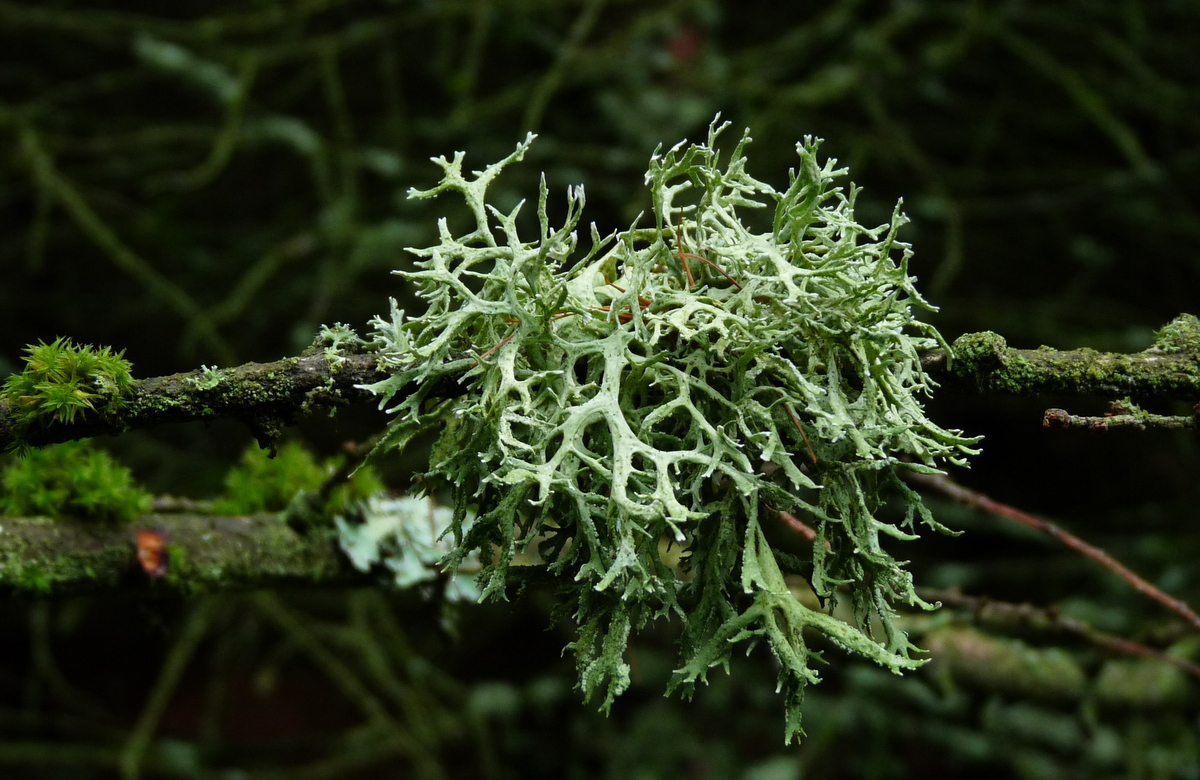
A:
0;351;449;453
922;317;1200;401
906;470;1200;633
0;511;367;596
3;317;1198;452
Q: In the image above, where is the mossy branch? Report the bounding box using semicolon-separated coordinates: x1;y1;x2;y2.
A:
0;511;366;596
922;315;1200;401
5;319;1199;455
0;349;462;454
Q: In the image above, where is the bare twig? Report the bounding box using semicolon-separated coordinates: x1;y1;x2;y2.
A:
119;599;218;780
775;508;819;544
906;471;1200;633
1044;404;1198;431
920;588;1200;681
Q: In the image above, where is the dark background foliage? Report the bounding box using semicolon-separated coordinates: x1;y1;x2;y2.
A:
0;1;1197;777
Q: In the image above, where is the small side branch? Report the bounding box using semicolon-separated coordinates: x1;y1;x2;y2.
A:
919;588;1200;681
906;471;1200;633
1044;404;1199;431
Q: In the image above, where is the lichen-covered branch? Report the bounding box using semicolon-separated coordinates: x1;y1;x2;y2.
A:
923;315;1200;401
0;350;394;453
0;511;366;595
6;318;1198;456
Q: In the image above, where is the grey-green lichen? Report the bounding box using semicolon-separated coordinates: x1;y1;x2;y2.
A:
363;119;979;741
1;338;135;452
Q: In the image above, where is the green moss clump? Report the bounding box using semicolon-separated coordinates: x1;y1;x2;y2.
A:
1152;313;1200;354
0;440;151;522
213;441;383;515
950;331;1009;375
2;338;136;452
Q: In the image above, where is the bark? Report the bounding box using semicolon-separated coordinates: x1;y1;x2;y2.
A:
924;326;1200;402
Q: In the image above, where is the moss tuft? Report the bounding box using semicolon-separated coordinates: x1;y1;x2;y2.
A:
950;331;1009;376
0;440;151;522
2;338;135;452
213;441;382;515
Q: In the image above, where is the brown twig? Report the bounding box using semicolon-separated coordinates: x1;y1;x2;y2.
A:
906;471;1200;634
919;588;1200;681
1044;406;1197;431
773;507;831;551
782;402;818;464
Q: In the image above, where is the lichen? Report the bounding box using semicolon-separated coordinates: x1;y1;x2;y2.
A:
335;495;482;601
1153;313;1200;354
363;119;979;741
189;365;224;391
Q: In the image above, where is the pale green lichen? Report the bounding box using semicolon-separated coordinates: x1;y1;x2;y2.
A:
363;119;979;742
188;365;224;391
1152;313;1200;354
310;322;372;372
335;495;481;601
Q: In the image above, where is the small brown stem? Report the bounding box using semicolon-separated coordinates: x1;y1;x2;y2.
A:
783;402;817;464
674;212;695;288
475;333;515;363
677;252;743;290
1043;407;1195;431
919;588;1200;681
777;509;818;543
906;471;1200;634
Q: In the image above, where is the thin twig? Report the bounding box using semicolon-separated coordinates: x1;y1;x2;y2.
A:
250;592;437;775
919;588;1200;681
782;402;818;464
1043;406;1197;431
17;124;234;364
777;509;817;543
906;471;1200;633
